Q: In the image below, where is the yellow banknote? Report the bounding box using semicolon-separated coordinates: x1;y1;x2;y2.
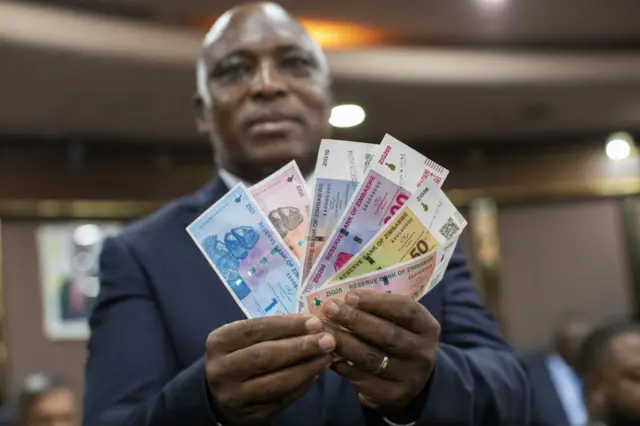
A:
327;182;466;284
305;249;439;315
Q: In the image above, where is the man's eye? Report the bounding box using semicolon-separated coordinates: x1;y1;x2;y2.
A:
214;62;252;82
281;56;314;71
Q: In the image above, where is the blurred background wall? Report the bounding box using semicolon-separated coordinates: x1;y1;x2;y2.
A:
1;0;640;405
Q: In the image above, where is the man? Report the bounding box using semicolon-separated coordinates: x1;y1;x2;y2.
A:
14;373;78;426
524;316;591;425
579;319;640;426
83;3;531;425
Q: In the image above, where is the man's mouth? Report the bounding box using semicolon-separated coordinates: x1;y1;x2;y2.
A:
247;114;301;136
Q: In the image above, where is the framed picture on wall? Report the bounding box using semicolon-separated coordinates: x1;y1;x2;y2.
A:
36;222;122;340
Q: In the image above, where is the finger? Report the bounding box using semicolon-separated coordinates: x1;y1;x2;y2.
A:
237;376;320;425
342;290;438;334
324;324;395;378
214;333;336;380
208;314;324;354
322;300;418;355
240;355;332;404
358;393;379;409
332;359;380;382
331;360;392;405
276;374;319;410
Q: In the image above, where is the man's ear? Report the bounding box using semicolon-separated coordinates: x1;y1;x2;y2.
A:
193;93;210;134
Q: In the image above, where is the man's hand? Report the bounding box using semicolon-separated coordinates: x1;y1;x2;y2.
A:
322;290;440;411
206;315;336;426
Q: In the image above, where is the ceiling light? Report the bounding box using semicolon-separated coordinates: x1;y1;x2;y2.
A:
477;0;507;7
73;224;103;247
299;19;385;49
329;104;365;128
605;132;634;161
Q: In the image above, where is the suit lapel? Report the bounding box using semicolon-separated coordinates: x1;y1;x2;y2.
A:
183;174;229;226
543;360;572;425
174;174;247;352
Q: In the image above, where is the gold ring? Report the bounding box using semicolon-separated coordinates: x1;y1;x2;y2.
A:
375;355;389;374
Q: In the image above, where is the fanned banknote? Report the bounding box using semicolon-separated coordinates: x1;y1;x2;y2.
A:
326;179;467;284
250;161;311;261
300;139;377;282
299;134;450;297
419;237;460;298
303;246;445;315
187;184;300;318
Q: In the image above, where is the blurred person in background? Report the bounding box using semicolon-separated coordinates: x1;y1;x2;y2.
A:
84;2;531;425
524;315;591;426
14;373;78;426
579;319;640;426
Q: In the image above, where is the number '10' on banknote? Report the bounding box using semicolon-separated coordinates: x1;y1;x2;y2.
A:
187;184;300;318
300;134;450;296
301;139;377;281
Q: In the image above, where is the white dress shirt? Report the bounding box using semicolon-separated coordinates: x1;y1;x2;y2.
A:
546;354;588;426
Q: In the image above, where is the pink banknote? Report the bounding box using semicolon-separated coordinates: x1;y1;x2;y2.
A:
303;247;443;315
250;161;311;261
299;134;449;297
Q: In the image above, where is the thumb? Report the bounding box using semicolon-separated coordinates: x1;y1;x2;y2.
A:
358;393;379;409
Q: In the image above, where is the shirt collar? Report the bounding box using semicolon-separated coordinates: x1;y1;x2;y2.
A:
218;169;246;189
546;353;587;426
219;168;315;189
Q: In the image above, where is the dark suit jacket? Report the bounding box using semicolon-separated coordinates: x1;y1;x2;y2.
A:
0;405;14;426
84;176;531;426
523;352;571;426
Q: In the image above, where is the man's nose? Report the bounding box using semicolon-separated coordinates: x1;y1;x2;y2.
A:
249;60;287;99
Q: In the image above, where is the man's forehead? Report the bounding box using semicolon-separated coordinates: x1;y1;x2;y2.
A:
609;332;640;366
614;332;640;351
202;3;311;59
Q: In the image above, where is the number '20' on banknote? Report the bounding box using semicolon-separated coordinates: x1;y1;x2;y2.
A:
303;247;442;315
250;160;311;262
300;134;450;295
326;182;467;284
187;184;300;318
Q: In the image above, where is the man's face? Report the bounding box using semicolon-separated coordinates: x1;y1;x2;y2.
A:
198;4;332;173
591;332;640;426
25;388;78;426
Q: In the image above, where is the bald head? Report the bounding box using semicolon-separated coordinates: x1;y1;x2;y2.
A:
194;2;332;182
197;2;327;106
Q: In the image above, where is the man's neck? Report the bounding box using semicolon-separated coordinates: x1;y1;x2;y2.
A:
217;155;316;183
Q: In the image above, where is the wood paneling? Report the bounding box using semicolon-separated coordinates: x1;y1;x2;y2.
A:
498;199;633;350
1;221;86;399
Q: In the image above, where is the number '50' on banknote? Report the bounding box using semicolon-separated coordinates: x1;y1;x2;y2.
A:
325;172;467;285
187;183;301;319
300;134;450;296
